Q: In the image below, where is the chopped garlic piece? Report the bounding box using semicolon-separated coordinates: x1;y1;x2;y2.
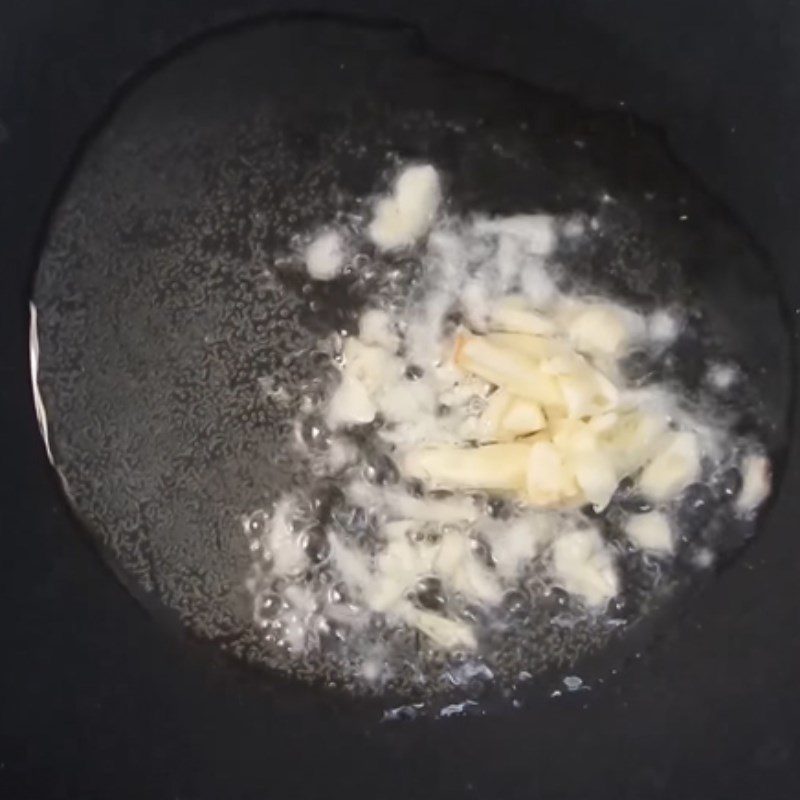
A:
571;451;618;511
404;443;531;491
489;297;556;336
551;529;618;607
358;308;400;351
638;431;701;501
501;397;546;437
625;512;673;553
479;390;546;441
601;411;669;475
736;454;771;514
438;376;493;409
586;412;618;434
326;374;376;428
484;331;563;361
305;230;345;280
564;303;643;358
377;380;437;425
550;419;599;454
526;440;578;506
405;607;478;650
342;338;402;393
555;366;618;419
455;335;563;407
488;517;551;579
368;165;441;250
477;389;512;441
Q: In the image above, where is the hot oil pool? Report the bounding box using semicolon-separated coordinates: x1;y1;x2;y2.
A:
31;19;791;712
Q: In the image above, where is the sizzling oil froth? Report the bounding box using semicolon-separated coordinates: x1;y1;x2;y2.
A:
240;164;770;707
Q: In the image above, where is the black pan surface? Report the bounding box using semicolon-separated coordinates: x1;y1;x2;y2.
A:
3;2;800;798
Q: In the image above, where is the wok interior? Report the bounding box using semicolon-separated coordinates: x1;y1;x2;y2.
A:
32;19;791;703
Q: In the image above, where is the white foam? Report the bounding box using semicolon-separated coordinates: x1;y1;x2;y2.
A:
519;256;557;308
471;214;556;255
707;362;738;391
648;309;681;344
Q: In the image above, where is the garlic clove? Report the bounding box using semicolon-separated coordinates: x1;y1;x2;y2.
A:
571;451;619;511
601;411;669;475
403;442;531;491
368;165;442;251
485;331;563;361
500;397;547;437
526;440;579;506
638;431;701;501
550;419;598;454
735;454;771;515
477;389;513;442
326;374;377;428
488;297;556;336
562;302;644;358
404;606;478;650
624;512;673;553
455;335;563;407
550;528;619;607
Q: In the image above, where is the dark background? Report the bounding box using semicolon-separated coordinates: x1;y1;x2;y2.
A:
2;1;800;798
